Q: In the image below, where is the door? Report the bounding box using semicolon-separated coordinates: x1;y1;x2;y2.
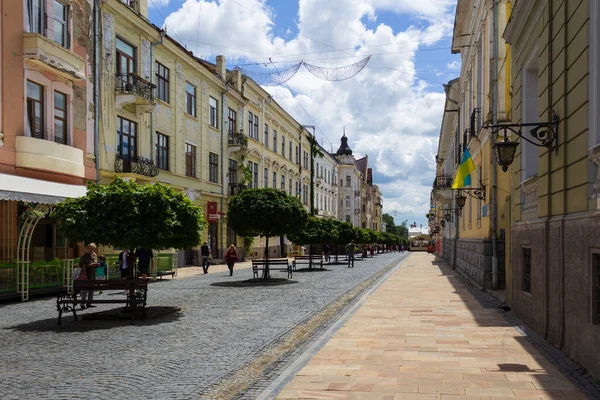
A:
208;223;218;259
116;37;136;89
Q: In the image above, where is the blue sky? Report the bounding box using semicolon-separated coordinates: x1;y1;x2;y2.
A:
147;0;461;228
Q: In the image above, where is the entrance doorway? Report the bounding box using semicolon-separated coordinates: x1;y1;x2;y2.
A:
208;223;218;258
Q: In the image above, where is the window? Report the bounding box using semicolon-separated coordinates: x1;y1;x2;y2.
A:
295;182;299;197
289;178;292;195
185;82;196;117
209;152;218;183
316;163;320;177
346;215;351;223
264;124;269;147
228;159;238;184
522;247;532;293
26;0;44;34
593;254;600;324
54;91;67;144
27;81;44;139
228;108;237;135
156;63;170;103
521;52;539;180
264;168;268;188
156;132;169;170
117;116;137;159
346;196;350;207
303;185;308;204
281;136;285;155
273;172;277;189
254;115;259;140
289;141;292;160
253;162;258;188
346;175;351;187
303;151;308;169
273;130;277;152
116;37;136;76
281;175;285;191
295;146;299;164
362;205;365;212
53;1;69;48
209;97;218;128
185;144;197;177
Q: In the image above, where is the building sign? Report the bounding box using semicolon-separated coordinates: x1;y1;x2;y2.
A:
207;202;219;223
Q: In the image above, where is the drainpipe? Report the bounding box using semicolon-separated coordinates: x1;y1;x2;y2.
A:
93;0;99;182
445;86;460;269
221;82;230;260
491;0;499;290
149;30;165;162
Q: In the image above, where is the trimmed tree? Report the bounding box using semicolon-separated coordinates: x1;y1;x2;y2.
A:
288;216;339;269
52;177;205;251
227;188;308;279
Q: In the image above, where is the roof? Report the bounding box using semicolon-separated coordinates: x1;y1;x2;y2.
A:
0;174;87;204
355;156;368;177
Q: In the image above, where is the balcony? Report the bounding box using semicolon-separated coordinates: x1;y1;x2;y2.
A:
115;73;156;114
15;136;84;177
433;174;453;205
354;208;361;215
470;108;481;138
354;191;360;197
114;155;159;178
229;183;247;196
227;132;248;152
22;33;85;81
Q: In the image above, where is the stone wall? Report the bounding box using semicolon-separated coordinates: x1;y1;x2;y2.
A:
455;239;505;290
442;238;455;266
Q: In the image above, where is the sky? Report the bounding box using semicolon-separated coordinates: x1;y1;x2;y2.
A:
147;0;461;228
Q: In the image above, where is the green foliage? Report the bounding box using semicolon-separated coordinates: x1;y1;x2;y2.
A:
227;188;308;239
288;216;339;245
51;177;205;250
332;221;357;245
243;236;254;258
355;228;371;244
382;213;395;229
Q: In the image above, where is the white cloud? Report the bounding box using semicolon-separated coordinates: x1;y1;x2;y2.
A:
148;0;170;8
162;0;456;227
447;60;460;70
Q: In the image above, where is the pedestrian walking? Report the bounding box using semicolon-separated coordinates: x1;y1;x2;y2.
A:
201;242;211;274
370;245;374;257
118;249;132;279
224;244;238;276
78;243;98;308
95;255;107;294
323;244;331;263
345;240;355;268
135;247;154;279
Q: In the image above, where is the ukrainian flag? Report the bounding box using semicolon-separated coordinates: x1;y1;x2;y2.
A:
296;188;302;199
452;147;476;189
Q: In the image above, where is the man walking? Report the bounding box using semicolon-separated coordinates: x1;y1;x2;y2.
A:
78;243;98;308
201;242;211;274
345;240;355;268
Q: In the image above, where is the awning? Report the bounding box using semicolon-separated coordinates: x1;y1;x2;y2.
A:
0;173;87;204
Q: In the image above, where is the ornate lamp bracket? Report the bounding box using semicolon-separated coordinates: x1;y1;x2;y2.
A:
489;110;559;154
453;180;486;201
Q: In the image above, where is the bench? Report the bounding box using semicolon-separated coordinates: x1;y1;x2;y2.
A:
251;258;292;279
292;255;323;270
56;279;148;325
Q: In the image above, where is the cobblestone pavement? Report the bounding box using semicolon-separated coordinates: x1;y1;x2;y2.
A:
0;252;406;399
276;253;592;399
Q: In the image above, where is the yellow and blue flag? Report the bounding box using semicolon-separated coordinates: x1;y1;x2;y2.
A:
452;147;476;189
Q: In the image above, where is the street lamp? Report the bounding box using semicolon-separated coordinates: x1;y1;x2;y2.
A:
488;110;559;172
456;191;467;209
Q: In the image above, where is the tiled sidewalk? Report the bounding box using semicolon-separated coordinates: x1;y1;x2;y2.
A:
276;253;588;400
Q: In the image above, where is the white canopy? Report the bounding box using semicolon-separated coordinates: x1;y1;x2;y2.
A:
0;173;87;204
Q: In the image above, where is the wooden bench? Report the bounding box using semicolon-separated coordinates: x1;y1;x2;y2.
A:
251;259;292;279
292;255;323;270
56;279;148;325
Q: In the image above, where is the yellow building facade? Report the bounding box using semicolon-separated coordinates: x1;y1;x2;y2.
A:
503;0;600;378
433;0;513;291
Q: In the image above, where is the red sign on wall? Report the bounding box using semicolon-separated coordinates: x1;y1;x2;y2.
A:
207;202;219;223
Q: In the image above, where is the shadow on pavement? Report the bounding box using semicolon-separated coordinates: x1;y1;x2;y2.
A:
5;306;182;332
210;278;298;288
294;268;331;273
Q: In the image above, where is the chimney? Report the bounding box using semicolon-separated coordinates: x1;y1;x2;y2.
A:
232;69;242;92
215;55;226;79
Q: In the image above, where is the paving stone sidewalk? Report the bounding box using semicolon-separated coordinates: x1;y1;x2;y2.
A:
276;253;591;399
0;252;405;400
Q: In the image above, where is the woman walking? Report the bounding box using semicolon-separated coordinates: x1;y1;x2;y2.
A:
224;244;238;276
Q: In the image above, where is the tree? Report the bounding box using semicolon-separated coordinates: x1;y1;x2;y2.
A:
52;177;205;251
288;216;339;269
227;188;308;278
382;213;396;233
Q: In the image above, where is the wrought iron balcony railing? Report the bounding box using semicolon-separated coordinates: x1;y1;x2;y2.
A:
228;131;248;147
433;174;453;190
114;155;159;177
115;73;155;102
229;183;247;196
